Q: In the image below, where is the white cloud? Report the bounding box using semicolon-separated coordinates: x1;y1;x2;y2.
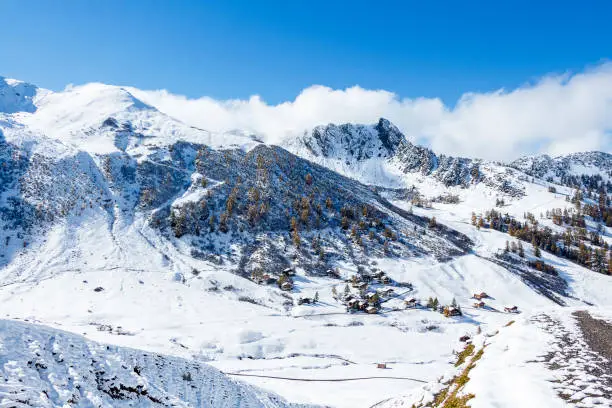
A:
130;63;612;161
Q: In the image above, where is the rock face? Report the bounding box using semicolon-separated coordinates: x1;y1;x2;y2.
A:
290;118;405;161
283;117;526;194
511;151;612;191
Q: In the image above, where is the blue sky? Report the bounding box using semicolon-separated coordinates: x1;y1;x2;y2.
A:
1;0;610;104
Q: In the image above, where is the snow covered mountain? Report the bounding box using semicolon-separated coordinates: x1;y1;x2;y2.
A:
281;118;529;197
0;77;611;408
511;151;612;188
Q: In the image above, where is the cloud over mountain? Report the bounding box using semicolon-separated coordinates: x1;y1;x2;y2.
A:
129;63;612;161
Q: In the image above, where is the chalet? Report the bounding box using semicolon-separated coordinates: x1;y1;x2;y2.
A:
263;274;277;285
376;363;387;369
347;298;360;308
250;272;276;285
366;306;379;314
473;292;489;300
282;267;296;276
355;282;368;291
378;288;394;297
326;269;340;278
297;297;312;305
358;301;368;311
473;301;485;308
343;294;355;302
504;306;519;313
381;275;391;285
404;298;418;308
443;306;462;317
459;335;471;342
280;281;293;291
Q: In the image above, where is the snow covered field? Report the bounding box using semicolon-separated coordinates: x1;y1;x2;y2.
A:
0;76;611;407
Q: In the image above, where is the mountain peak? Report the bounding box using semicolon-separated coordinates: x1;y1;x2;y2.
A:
289;118;407;161
0;76;42;114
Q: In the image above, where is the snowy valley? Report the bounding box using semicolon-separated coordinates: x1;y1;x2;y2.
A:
0;76;611;408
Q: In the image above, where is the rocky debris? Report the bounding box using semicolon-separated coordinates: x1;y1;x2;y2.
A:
573;311;612;372
531;313;612;406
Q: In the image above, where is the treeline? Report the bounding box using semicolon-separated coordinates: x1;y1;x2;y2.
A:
472;207;612;275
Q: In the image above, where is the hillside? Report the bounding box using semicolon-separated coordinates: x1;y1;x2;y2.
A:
0;77;611;407
0;319;314;408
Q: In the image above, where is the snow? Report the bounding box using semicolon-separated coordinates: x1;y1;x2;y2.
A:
0;76;611;407
0;319;312;407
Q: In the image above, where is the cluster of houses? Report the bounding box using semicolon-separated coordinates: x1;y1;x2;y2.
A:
343;292;381;314
250;267;295;291
472;291;489;308
471;291;520;313
337;270;399;314
346;270;392;287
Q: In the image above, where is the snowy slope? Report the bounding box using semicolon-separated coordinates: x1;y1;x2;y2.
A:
0;319;314;408
0;76;611;408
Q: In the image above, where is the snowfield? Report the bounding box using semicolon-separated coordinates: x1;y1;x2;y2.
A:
0;76;611;407
0;319;314;408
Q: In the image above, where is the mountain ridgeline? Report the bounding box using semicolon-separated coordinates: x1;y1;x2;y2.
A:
0;76;610;283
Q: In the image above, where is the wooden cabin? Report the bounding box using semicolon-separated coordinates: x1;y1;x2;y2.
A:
297;297;312;305
366;306;379;314
280;281;293;291
504;306;519;313
473;301;485;308
347;298;360;309
376;363;387;369
459;335;471;342
404;298;418;308
282;267;296;276
378;288;394;297
355;282;368;291
443;306;462;317
473;292;489;300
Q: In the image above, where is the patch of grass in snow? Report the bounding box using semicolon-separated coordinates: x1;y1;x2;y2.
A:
429;345;485;408
454;343;475;367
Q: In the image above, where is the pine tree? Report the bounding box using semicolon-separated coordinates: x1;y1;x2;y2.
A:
305;173;313;185
292;229;301;248
433;297;439;310
504;240;510;253
518;241;525;258
331;286;338;298
343;284;350;296
314;291;319;303
426;297;434;309
428;216;437;228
